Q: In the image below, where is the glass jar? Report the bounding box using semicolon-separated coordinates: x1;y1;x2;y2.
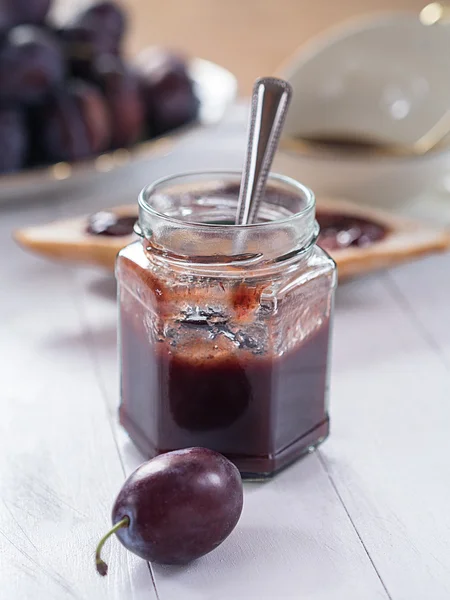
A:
116;171;337;479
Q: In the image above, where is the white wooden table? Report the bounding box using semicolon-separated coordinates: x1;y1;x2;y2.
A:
2;111;450;600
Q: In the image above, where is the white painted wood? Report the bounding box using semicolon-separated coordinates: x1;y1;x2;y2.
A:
74;258;389;600
387;253;450;366
3;115;450;599
0;206;157;599
67;148;391;599
152;454;391;600
320;268;450;600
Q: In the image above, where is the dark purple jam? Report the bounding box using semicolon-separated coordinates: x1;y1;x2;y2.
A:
317;212;387;251
85;197;387;254
86;211;136;236
118;255;330;476
216;184;388;251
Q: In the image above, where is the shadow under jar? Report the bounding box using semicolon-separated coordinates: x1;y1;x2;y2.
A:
116;171;337;479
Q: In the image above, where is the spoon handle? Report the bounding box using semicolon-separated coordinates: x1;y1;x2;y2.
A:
235;77;292;225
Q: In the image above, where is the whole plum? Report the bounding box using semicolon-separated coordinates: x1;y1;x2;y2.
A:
73;1;126;54
95;448;243;574
34;89;91;163
93;55;144;148
72;80;110;154
0;25;64;105
61;1;126;78
135;47;199;136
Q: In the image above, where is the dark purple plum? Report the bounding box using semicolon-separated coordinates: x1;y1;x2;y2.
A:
95;447;243;574
59;2;126;80
72;80;111;154
33;79;111;163
0;0;51;33
0;108;27;173
135;47;199;136
93;55;144;148
58;25;100;80
60;0;126;77
73;1;125;53
0;25;64;106
34;88;91;163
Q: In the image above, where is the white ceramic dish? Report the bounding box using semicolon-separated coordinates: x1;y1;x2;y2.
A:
273;139;450;208
0;58;237;204
274;11;450;207
280;12;450;148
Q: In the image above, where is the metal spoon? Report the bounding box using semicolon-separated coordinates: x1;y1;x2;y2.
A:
235;77;292;225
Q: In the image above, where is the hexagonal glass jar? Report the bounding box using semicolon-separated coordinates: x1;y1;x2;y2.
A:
116;171;336;479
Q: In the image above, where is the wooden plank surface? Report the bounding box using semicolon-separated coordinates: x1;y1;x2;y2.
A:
3;117;450;598
0;207;157;599
322;272;450;600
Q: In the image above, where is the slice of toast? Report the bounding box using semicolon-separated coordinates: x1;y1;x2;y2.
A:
14;198;450;280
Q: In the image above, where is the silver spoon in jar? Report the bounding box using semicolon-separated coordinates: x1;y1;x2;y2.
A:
235;77;293;225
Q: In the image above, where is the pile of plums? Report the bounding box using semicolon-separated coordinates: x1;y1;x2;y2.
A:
0;0;199;174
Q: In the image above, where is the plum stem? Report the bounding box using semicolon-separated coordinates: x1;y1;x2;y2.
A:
95;516;130;576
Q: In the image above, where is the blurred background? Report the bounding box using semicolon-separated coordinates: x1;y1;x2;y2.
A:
57;0;426;94
8;0;450;266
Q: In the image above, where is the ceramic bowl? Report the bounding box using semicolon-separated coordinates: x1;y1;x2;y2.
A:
273;139;450;208
280;12;450;148
275;11;450;206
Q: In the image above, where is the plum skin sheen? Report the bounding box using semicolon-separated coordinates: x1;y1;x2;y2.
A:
0;0;51;32
0;25;65;106
112;447;244;565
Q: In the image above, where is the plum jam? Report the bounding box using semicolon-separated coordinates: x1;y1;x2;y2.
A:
317;212;387;251
116;172;337;478
86;212;137;236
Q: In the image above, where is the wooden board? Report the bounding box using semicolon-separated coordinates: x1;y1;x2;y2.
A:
14;198;450;280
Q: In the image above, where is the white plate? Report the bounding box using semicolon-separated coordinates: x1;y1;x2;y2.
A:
0;58;237;204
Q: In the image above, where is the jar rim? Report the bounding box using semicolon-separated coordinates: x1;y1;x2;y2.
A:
138;170;315;230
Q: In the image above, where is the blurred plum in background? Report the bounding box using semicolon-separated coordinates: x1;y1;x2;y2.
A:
60;1;126;79
93;55;144;148
34;87;92;163
136;47;199;136
0;0;199;174
0;108;27;174
0;0;51;33
0;25;64;105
